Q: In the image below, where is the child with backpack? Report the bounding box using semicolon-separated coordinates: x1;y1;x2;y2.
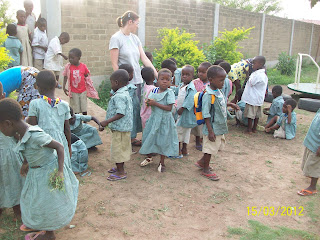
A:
195;66;239;181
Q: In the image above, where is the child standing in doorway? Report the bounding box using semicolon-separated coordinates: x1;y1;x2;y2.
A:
63;48;97;115
16;10;33;67
32;18;48;70
0;98;78;240
241;56;268;134
176;65;197;157
44;32;70;88
100;69;133;181
195;66;239;180
139;69;179;172
192;62;212;151
3;24;23;68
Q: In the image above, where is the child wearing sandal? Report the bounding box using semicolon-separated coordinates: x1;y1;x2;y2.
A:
26;70;73;169
0;82;24;220
69;107;103;149
100;69;133;181
0;98;78;240
176;65;197;157
118;64;142;146
139;69;179;172
195;66;239;181
297;108;320;196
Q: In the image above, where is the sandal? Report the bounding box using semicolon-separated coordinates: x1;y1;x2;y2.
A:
168;154;183;159
194;162;213;170
25;231;46;240
201;172;220;181
108;167;117;173
131;139;142;146
107;174;127;181
20;224;37;232
195;145;202;151
140;157;153;167
157;163;166;173
297;189;317;196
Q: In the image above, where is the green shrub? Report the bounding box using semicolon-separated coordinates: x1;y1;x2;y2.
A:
213;27;254;64
276;52;296;76
153;28;206;71
90;78;111;110
200;41;216;64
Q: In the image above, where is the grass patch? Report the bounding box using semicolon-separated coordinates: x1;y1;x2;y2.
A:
304;196;320;223
227;220;319;240
0;210;24;240
90;79;111;110
268;64;319;86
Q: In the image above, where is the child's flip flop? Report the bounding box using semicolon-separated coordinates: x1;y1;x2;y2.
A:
20;224;37;232
107;174;127;181
25;231;46;240
201;172;220;181
140;157;153;167
297;189;317;196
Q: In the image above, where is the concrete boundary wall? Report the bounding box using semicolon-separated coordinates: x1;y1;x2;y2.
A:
45;0;320;86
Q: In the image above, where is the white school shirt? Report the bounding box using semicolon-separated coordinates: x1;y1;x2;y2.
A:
241;69;268;106
44;36;63;71
32;28;48;59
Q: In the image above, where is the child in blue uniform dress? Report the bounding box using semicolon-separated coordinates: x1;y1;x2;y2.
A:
100;70;133;181
0;82;24;220
195;66;239;180
263;85;284;124
139;68;179;172
119;64;142;146
176;65;197;157
0;98;78;240
69;107;103;149
27;70;72;168
265;99;297;140
235;89;248;127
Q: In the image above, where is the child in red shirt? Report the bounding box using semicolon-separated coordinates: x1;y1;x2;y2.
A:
63;48;90;115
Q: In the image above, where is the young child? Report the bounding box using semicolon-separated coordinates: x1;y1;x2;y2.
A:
0;82;24;220
44;32;70;88
32;18;48;70
16;10;33;67
100;69;133;181
298;108;320;196
176;65;197;157
263;85;284;124
218;61;232;101
118;64;142;146
0;98;78;240
161;59;177;85
192;62;212;151
139;69;179;172
241;56;268;134
24;0;36;37
195;66;239;180
69;107;103;149
26;70;73;169
235;89;248;127
265;99;297;140
140;67;156;128
144;51;153;64
63;48;91;115
3;24;23;68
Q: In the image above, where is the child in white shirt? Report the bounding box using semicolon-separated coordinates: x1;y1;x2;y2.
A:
32;18;48;70
241;56;268;134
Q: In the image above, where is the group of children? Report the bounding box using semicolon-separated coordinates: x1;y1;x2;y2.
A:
3;1;70;89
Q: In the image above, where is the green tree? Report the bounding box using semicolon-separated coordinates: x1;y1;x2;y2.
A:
206;0;282;15
0;0;14;28
153;28;206;71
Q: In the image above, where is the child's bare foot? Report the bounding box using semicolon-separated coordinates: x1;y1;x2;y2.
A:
245;130;253;134
25;231;56;240
252;129;257;133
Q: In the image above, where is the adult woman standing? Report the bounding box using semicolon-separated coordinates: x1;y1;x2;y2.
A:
109;11;157;97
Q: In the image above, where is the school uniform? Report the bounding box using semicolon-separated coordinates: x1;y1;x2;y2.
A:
302;109;320;178
274;112;296;140
106;86;133;163
70;114;102;149
235;100;248;126
2;36;23;67
28;96;72;168
127;83;142;139
202;86;228;155
176;82;197;144
15;126;78;231
267;96;284;123
139;88;179;156
0;132;24;209
221;76;231;101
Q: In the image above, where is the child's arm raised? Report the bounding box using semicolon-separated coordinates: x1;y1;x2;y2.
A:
146;99;172;111
45;140;64;174
91;116;104;131
100;114;124;128
64;120;72;157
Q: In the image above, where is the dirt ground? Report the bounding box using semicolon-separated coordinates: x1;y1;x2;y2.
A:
3;86;320;239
